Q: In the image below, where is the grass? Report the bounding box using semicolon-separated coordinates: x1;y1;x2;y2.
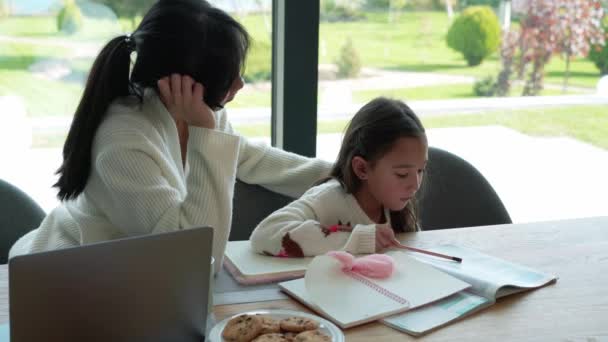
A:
235;105;608;151
0;42;83;117
190;105;608;151
1;10;605;145
32;105;608;150
423;105;608;150
352;83;590;102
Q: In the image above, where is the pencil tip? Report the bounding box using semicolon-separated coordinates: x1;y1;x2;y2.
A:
453;257;463;263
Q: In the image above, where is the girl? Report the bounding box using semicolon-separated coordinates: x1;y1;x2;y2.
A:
250;97;427;257
9;0;330;273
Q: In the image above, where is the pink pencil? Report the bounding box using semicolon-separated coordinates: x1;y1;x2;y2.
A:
393;241;463;263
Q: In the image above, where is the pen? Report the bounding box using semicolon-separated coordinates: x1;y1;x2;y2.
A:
392;240;463;263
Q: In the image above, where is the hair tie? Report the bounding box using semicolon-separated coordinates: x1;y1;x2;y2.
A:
124;33;136;51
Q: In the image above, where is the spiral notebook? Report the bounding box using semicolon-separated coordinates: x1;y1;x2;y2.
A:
278;251;470;329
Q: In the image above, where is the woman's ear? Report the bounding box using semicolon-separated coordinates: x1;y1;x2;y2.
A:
351;156;370;180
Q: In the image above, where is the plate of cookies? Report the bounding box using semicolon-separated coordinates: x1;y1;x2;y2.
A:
208;309;345;342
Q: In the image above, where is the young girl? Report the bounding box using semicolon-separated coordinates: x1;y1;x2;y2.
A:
250;97;427;257
9;0;330;273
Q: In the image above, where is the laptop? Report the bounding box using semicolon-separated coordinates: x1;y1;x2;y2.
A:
8;226;214;342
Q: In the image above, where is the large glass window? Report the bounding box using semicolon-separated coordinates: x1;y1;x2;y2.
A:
0;0;273;211
316;0;608;223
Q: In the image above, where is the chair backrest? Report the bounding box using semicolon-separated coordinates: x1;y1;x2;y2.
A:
0;179;46;264
418;147;512;230
230;180;294;241
230;146;511;240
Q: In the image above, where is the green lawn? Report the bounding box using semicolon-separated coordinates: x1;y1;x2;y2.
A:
352;83;590;103
32;105;608;151
3;10;604;155
230;105;608;151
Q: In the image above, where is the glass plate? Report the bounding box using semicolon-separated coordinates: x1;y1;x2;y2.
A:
208;309;345;342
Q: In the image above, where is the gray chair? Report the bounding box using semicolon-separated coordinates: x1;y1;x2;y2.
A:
230;146;511;240
0;179;46;264
418;147;512;230
230;180;294;241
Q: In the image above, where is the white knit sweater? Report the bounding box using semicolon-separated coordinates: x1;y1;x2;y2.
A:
250;179;385;257
9;89;330;273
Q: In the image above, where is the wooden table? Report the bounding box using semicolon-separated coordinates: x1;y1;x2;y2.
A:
1;216;607;341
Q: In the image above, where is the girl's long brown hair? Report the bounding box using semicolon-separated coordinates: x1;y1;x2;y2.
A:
325;97;427;232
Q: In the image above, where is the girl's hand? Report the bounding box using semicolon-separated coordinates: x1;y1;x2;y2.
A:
375;223;396;252
157;74;216;129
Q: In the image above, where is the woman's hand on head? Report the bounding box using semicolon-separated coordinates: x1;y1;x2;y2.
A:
157;74;216;129
375;223;397;252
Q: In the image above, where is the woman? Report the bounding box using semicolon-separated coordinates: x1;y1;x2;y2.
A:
10;0;329;273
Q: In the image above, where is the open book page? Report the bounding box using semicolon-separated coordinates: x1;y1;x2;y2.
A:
280;251;470;329
381;244;557;336
406;244;557;299
224;241;312;284
382;290;491;336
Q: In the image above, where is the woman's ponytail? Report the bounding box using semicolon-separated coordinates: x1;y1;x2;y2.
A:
55;35;136;201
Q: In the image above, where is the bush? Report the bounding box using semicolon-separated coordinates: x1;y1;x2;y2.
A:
336;38;361;78
57;1;84;35
446;6;501;66
589;17;608;75
243;40;271;83
473;76;496;97
459;0;500;9
321;1;364;22
364;0;455;10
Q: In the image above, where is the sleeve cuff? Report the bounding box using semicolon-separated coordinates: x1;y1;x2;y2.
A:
343;224;376;254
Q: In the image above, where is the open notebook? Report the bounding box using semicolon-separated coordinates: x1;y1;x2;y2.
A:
279;251;470;329
381;245;557;336
224;240;312;285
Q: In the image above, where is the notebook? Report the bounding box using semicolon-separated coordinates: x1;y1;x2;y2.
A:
224;240;312;285
279;251;470;329
381;244;557;336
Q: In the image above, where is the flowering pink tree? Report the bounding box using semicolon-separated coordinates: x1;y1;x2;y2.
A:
554;0;605;91
496;29;520;96
519;0;560;96
517;0;605;95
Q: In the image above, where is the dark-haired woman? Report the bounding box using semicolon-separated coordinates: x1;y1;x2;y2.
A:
9;0;329;273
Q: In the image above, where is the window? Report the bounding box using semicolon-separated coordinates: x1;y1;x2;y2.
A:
316;0;608;223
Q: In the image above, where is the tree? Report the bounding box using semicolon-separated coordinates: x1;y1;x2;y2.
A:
96;0;156;27
553;0;604;92
518;0;605;95
495;29;519;96
518;0;560;96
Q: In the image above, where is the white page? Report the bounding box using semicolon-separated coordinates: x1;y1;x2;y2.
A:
404;244;556;299
303;252;470;327
224;241;312;276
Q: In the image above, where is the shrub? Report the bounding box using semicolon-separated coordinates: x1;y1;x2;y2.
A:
321;0;364;22
364;0;455;10
473;76;496;97
446;6;501;66
243;40;271;83
459;0;500;9
588;17;608;75
57;1;84;35
336;38;361;78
